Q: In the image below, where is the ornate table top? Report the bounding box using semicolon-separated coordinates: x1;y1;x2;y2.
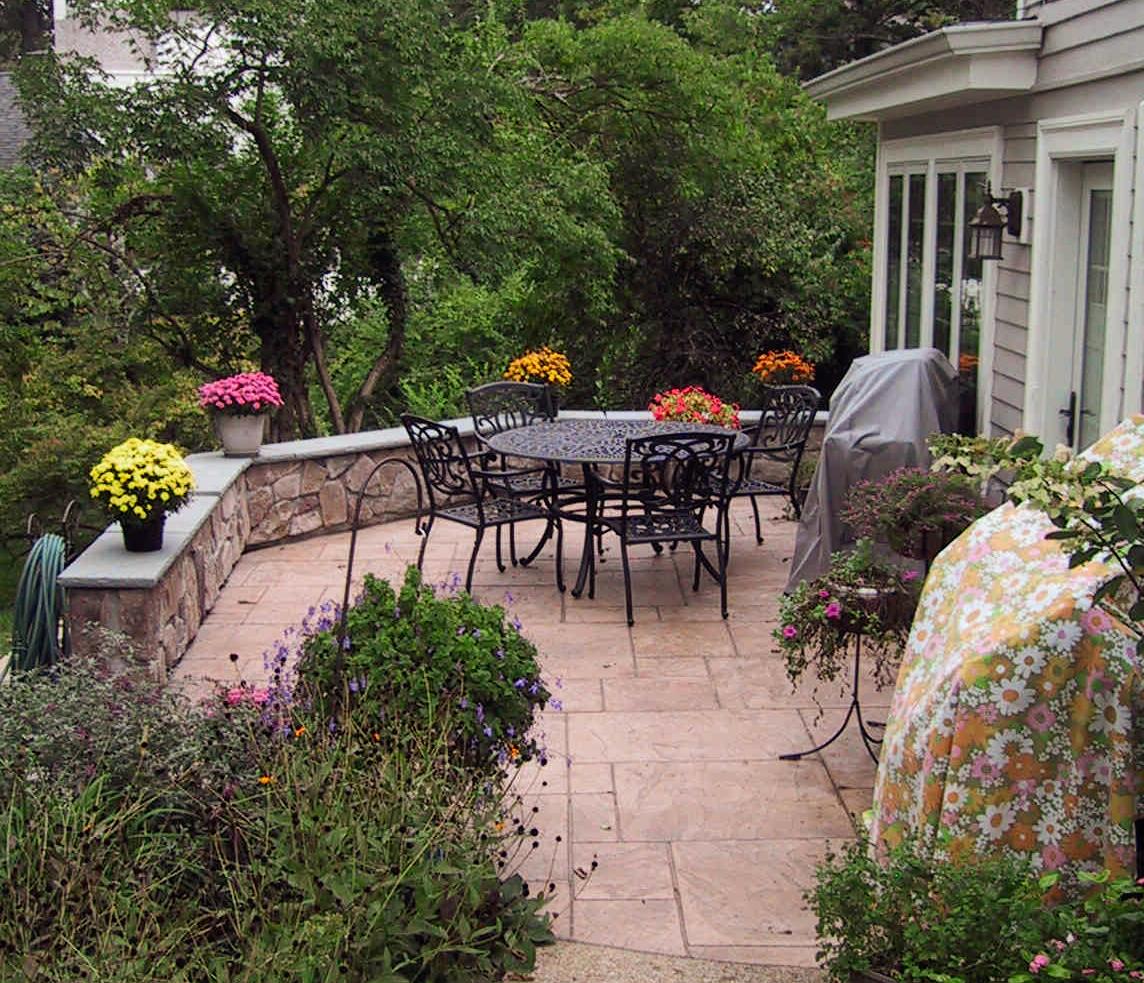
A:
485;419;749;465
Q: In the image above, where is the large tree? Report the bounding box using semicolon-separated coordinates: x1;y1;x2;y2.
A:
19;0;617;436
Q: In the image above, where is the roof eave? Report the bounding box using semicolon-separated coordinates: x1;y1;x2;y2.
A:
803;21;1044;122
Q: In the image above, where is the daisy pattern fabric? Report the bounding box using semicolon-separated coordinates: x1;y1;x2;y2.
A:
871;416;1144;885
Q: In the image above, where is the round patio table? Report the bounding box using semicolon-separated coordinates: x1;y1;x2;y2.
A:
486;419;749;597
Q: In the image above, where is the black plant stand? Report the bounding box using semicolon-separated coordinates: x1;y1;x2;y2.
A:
781;631;885;764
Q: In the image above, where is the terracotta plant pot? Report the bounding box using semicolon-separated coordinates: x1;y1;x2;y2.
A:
121;514;166;553
215;412;267;457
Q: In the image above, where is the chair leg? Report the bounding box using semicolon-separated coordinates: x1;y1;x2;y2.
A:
520;514;555;567
494;526;507;573
750;496;763;544
553;517;565;593
691;541;702;593
417;515;435;572
788;482;802;520
509;522;519;567
716;531;728;620
620;537;635;626
466;527;485;594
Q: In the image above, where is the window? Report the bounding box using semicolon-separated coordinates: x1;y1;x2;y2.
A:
875;128;1000;432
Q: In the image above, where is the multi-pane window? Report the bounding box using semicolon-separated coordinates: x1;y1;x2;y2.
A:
883;160;988;432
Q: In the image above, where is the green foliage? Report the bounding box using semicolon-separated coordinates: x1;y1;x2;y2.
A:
0;167;215;549
299;567;551;771
841;466;989;560
811;836;1144;983
0;628;554;980
759;0;1017;81
518;13;874;408
810;834;1050;983
932;431;1143;652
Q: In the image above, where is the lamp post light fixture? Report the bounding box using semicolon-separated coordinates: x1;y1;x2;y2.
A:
967;184;1024;261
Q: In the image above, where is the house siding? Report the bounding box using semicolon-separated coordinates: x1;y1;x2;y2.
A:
879;0;1144;437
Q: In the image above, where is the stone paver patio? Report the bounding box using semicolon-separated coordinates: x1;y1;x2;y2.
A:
176;497;891;968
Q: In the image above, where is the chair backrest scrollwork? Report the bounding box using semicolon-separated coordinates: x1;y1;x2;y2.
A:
752;385;820;462
400;414;479;507
465;382;554;445
622;432;737;517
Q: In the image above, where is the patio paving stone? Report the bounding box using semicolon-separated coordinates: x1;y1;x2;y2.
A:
613;761;854;841
173;496;882;967
672;839;831;947
572;899;687;955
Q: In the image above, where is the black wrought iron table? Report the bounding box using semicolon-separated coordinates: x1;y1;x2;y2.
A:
486;419;749;597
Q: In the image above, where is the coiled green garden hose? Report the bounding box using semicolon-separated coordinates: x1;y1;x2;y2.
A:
7;533;68;679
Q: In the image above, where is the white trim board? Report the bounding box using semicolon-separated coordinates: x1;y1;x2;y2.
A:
1025;108;1137;443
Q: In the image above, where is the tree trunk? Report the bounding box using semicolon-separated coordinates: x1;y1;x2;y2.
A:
256;306;314;440
345;229;409;432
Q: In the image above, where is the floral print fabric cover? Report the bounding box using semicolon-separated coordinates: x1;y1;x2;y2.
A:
871;416;1143;882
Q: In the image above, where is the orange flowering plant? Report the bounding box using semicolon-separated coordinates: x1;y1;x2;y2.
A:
752;350;815;386
649;386;740;429
504;346;572;387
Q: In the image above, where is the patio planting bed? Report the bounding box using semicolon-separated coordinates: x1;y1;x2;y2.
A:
174;496;884;968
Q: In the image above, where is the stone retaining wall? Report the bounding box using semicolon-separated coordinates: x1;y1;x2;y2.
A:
59;412;826;675
245;448;425;546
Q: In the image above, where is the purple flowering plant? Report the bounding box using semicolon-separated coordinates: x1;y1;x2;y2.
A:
774;539;920;701
841;466;989;561
297;566;551;772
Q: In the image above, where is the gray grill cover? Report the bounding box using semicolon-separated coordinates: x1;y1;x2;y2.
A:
785;348;960;591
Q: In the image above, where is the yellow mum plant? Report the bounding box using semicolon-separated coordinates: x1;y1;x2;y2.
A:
89;438;195;524
504;346;573;387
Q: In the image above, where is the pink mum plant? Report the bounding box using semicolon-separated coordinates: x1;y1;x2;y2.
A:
198;372;284;416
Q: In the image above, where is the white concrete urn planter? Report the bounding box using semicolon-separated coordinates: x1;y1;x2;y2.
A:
215;413;267;457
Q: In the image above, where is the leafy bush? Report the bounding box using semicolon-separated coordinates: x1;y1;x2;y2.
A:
0;613;555;980
810;835;1144;983
841;466;989;560
298;567;552;771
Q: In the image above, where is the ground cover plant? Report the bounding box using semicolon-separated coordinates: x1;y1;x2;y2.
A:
0;571;557;981
811;834;1144;983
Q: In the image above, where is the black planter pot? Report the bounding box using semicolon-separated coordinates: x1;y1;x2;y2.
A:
121;514;166;553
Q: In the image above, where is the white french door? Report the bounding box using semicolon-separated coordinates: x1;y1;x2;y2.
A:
1065;163;1113;451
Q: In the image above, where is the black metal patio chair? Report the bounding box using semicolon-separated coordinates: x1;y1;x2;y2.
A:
731;384;820;541
465;381;584;567
585;431;737;625
401;413;564;594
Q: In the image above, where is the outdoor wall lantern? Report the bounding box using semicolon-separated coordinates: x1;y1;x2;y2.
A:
967;184;1023;261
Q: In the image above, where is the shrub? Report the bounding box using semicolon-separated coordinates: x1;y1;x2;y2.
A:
0;617;556;980
810;835;1048;983
810;835;1144;983
841;466;989;560
217;714;555;982
297;567;552;771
